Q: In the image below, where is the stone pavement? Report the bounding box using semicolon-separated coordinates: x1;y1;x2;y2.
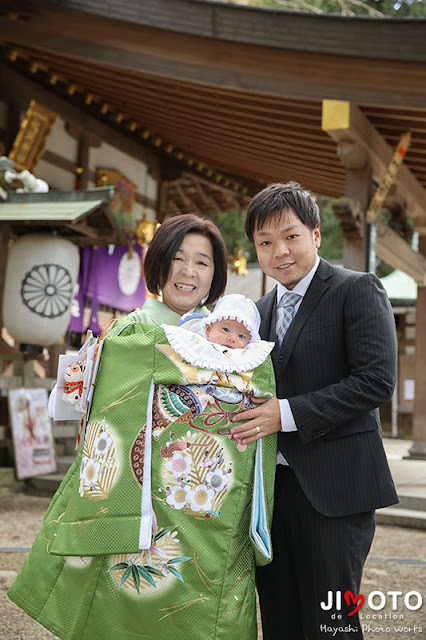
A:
0;437;425;639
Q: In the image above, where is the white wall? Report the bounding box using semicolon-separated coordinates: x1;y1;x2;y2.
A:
37;158;75;190
45;118;78;159
33;117;77;189
22;115;158;218
89;142;157;220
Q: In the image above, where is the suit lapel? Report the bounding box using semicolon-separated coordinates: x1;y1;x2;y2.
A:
258;286;277;342
277;259;333;370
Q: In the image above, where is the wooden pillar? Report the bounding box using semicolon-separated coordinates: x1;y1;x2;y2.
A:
5;100;21;155
322;103;372;272
76;137;90;190
66;123;101;189
0;225;9;332
157;179;170;224
342;163;371;272
409;235;426;458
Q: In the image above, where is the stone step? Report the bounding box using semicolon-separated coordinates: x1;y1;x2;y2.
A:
376;506;426;530
57;455;77;475
52;422;79;439
28;473;66;493
396;492;426;512
0;467;18;487
27;455;77;492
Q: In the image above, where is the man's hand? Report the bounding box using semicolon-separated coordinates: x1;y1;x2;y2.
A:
229;396;282;444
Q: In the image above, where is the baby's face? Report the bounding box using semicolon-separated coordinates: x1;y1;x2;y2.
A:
206;318;251;349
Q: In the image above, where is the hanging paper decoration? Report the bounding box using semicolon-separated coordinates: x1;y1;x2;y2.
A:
3;234;79;346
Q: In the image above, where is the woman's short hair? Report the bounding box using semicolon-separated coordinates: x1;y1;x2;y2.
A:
245;181;321;241
144;214;227;305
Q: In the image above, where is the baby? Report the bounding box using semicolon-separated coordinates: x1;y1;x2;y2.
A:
205;317;251;349
199;294;260;350
163;293;272;378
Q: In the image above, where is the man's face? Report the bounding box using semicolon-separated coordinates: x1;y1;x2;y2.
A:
253;208;320;289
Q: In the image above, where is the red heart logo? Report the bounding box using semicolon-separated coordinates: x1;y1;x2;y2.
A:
344;590;365;616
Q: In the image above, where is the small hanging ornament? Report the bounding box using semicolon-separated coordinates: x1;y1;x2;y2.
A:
231;247;248;275
135;215;160;247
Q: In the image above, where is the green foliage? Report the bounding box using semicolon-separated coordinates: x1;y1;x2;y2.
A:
215;209;257;262
215;198;406;272
215;200;344;264
376;259;394;278
371;0;426;17
316;196;344;261
221;0;426;18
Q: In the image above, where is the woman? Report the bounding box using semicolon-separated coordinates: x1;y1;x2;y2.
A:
9;214;277;640
127;213;227;325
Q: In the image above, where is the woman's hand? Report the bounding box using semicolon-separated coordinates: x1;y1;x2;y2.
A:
229;396;282;444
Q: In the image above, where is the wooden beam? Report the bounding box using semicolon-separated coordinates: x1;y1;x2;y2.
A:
169;199;184;217
412;217;426;233
175;183;190;208
411;236;426;452
341;165;370;271
157;180;169;224
2;7;426;108
76;136;89;190
41;149;158;209
5;100;21;155
323;100;426;220
375;218;426;285
207;193;222;216
228;196;240;209
0;65;161;177
192;180;209;207
175;183;202;216
9;0;426;63
64;221;98;239
191;173;248;201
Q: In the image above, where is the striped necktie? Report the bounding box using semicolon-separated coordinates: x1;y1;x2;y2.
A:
277;292;302;343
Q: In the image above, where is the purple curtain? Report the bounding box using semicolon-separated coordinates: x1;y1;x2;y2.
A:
69;245;146;336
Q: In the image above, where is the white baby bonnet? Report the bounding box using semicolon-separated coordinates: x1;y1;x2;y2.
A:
162;324;274;373
200;294;261;342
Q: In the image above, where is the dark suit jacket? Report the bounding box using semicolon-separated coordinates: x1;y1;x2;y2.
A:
257;258;398;517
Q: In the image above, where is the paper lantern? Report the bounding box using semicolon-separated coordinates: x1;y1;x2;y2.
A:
3;234;79;346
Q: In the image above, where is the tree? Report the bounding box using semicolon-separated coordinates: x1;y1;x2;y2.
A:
218;0;426;18
215;209;258;262
215;198;345;264
316;196;344;261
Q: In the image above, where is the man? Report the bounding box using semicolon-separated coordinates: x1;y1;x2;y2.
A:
230;182;398;639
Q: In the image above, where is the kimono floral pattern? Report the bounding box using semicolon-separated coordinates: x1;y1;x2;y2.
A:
160;431;232;519
79;419;117;501
109;521;190;595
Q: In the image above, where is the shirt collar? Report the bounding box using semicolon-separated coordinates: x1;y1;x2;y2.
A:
276;256;320;303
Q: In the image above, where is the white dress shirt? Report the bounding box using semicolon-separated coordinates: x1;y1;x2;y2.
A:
276;256;320;465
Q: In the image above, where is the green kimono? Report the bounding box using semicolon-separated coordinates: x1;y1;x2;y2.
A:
9;322;277;640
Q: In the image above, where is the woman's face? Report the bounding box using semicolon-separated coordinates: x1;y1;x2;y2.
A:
162;233;215;316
